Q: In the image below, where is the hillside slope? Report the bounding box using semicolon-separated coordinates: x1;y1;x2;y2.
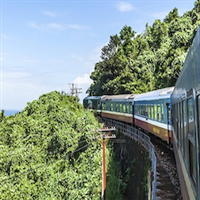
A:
0;91;103;199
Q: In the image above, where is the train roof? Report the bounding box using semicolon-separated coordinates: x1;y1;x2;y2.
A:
134;87;174;101
83;96;102;100
101;94;137;101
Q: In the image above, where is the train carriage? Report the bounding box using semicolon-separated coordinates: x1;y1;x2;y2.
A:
134;87;174;143
101;94;137;124
172;25;200;200
83;96;102;114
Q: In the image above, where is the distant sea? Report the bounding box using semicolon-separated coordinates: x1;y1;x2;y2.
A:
1;110;20;116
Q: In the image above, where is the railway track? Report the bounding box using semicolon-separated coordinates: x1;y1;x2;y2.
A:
100;118;182;199
152;139;183;200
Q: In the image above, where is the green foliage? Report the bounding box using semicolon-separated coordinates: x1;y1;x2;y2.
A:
106;146;123;200
88;0;200;96
0;91;105;199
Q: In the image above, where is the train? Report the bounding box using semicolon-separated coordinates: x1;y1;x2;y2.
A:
83;26;200;199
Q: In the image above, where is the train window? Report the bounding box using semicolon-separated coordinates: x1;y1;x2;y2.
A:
116;104;118;112
143;105;145;116
141;105;143;116
148;105;151;118
130;105;132;114
180;102;184;154
154;105;157;120
138;105;140;115
177;103;180;142
102;103;106;110
111;104;113;111
127;105;129;113
177;103;181;146
188;98;195;138
120;104;122;112
161;104;164;121
176;103;179;142
187;98;197;183
123;105;126;113
151;105;154;119
183;100;188;163
157;105;161;121
145;105;148;117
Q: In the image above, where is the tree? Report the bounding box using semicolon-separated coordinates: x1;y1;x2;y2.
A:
164;8;179;23
87;2;200;96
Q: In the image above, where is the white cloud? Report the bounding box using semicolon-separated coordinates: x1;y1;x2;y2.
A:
116;2;134;12
28;22;65;31
47;23;66;30
73;74;92;86
42;11;57;17
28;22;88;31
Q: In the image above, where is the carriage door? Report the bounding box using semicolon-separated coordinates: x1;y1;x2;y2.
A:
187;97;197;184
166;103;171;144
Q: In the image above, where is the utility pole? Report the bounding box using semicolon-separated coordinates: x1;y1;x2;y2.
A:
68;83;82;109
91;127;116;200
75;86;82;109
68;83;76;102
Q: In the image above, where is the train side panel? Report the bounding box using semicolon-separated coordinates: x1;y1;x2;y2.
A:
100;94;136;124
172;26;200;199
101;111;133;124
134;88;173;144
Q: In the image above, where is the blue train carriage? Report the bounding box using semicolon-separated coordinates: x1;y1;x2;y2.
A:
83;96;102;114
171;26;200;200
134;87;174;144
101;94;137;124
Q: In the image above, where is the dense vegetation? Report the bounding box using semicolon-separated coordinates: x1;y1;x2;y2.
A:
107;131;150;200
88;0;200;95
0;91;122;199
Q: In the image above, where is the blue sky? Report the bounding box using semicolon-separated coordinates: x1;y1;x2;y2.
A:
0;0;195;110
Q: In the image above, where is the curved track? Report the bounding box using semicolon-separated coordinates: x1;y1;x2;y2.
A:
153;140;182;200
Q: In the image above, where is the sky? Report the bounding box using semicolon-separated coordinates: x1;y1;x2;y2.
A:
0;0;195;110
